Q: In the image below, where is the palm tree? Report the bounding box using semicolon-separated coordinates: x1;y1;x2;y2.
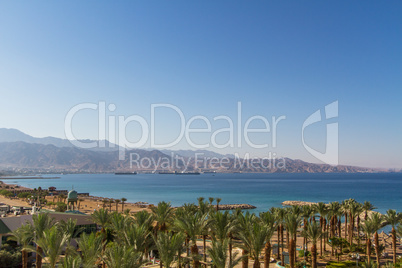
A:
102;244;144;268
32;213;54;268
110;212;129;241
58;218;79;242
328;202;341;239
62;255;82;268
102;199;108;209
207;238;243;268
208;197;215;207
121;197;127;211
302;221;322;268
91;208;111;268
134;210;155;230
301;205;315;249
8;224;34;268
57;218;82;258
284;213;302;268
237;211;256;268
210;211;238;266
348;201;361;244
115;199;121;212
216;197;222;211
361;217;375;263
153;231;185;268
275;207;287;262
384;209;402;265
314;202;327;256
363;201;376;220
260;211;277;268
370;213;385;267
341;200;349;239
197;202;211;264
77;232;104;267
174;211;210;268
123;223;152;259
109;199;114;211
91;209;111;235
36;226;69;268
152;201;174;232
238;220;269;268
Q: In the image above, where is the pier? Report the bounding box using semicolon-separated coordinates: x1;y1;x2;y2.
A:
218;204;256;210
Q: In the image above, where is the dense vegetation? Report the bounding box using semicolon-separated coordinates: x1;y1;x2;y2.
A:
7;198;402;268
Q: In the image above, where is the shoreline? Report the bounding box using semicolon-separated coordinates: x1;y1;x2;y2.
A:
0;176;60;180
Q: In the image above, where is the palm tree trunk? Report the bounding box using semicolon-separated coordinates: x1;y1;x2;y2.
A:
242;249;248;268
344;213;348;239
254;258;261;268
22;249;27;268
185;238;189;257
178;252;182;268
367;237;371;263
229;236;233;265
36;245;43;268
392;227;396;265
323;218;327;252
311;243;317;268
191;243;200;268
320;217;323;256
294;232;297;263
264;241;271;268
280;225;284;262
289;238;295;268
349;214;353;244
374;232;380;267
277;225;281;259
203;235;207;263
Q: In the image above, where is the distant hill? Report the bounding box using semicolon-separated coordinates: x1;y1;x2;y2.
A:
160;149;230;159
0;128;384;173
0;142;176;173
0;141;379;174
0;128;119;151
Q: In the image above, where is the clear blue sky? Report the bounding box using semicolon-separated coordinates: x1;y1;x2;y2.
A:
0;1;401;168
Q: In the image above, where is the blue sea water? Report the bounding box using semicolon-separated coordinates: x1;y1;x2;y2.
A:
5;173;402;216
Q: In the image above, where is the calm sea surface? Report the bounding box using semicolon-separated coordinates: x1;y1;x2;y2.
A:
5;173;402;216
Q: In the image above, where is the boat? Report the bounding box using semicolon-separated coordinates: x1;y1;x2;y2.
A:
175;171;200;175
114;172;137;175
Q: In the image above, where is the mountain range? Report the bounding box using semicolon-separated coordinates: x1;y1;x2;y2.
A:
0;128;385;174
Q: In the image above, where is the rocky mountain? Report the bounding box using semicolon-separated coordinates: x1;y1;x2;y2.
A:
0;141;380;174
0;128;119;151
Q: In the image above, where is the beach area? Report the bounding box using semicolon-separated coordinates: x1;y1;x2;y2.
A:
0;178;401;267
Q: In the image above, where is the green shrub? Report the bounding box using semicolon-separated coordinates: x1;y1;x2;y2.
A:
0;250;21;267
298;250;310;258
17;192;30;199
55;202;67;212
327;261;361;268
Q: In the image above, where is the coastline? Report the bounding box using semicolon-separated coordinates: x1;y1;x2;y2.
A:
0;176;60;180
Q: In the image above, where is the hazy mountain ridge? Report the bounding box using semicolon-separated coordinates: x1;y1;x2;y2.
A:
0;141;382;174
0;128;388;173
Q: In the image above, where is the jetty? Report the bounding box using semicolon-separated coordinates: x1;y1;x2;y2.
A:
218;204;256;210
282;200;317;206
